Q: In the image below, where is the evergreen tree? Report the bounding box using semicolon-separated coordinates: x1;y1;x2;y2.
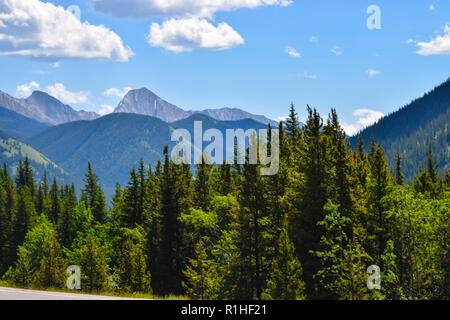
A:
12;187;36;253
38;236;67;288
57;184;77;248
46;178;60;224
117;238;151;293
79;234;109;292
326;109;353;220
82;163;107;223
183;240;220;300
0;181;13;274
218;162;235;196
264;228;305;300
12;246;33;287
285;102;300;142
194;156;213;211
122;168;140;228
228;135;268;300
366;144;392;263
156;146;191;295
311;200;370;299
287;106;331;296
395;154;404;185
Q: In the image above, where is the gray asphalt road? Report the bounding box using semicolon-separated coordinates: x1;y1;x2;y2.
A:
0;286;144;300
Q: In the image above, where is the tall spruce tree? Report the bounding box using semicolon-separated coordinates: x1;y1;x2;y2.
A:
156;146;191;295
285;102;300;142
264;227;305;300
82;163;107;224
395;154;404;185
194;155;213;211
79;234;109;292
12;187;36;254
38;236;67;288
183;240;220;300
288;106;331;297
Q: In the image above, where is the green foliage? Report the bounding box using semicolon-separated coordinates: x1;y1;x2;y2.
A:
22;214;55;269
37;236;67;288
79;234;109;292
0;101;448;301
350;79;450;181
12;246;33;288
183;240;220;300
117;238;152;293
264;228;305;300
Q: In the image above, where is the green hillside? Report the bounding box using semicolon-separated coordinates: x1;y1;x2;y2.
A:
27;113;269;196
0;131;72;184
350;79;450;181
0;106;49;141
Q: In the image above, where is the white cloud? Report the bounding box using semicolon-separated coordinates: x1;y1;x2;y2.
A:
331;45;342;55
341;109;384;136
405;39;415;44
52;62;60;68
89;0;292;19
429;4;435;11
309;36;318;43
99;104;115;116
104;87;133;98
0;0;134;61
286;46;301;58
366;69;380;77
16;81;89;104
148;18;244;53
45;83;89;104
416;25;450;55
16;81;40;98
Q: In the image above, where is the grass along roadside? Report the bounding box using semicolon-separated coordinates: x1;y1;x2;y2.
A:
0;280;188;300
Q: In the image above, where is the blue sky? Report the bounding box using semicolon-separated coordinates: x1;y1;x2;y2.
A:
0;0;449;134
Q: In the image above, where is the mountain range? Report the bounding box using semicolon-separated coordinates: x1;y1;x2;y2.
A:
26;113;269;195
0;90;98;125
0;78;448;197
0;88;278;127
114;88;279;126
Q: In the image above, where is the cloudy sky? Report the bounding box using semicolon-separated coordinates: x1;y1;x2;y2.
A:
0;0;449;134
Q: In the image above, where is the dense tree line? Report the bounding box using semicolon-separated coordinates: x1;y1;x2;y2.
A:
0;105;448;300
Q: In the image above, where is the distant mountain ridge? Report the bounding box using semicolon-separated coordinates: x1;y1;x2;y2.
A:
0;87;278;127
114;88;278;126
187;107;279;127
0;106;50;141
114;88;189;122
27;113;269;196
0;90;99;125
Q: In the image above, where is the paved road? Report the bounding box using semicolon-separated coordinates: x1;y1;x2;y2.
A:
0;287;145;300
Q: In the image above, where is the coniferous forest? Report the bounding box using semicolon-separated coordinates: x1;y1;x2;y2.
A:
0;105;448;300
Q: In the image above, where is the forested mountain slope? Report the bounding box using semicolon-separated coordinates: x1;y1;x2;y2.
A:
350;79;449;180
0;106;50;141
27;113;269;195
0;131;71;184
